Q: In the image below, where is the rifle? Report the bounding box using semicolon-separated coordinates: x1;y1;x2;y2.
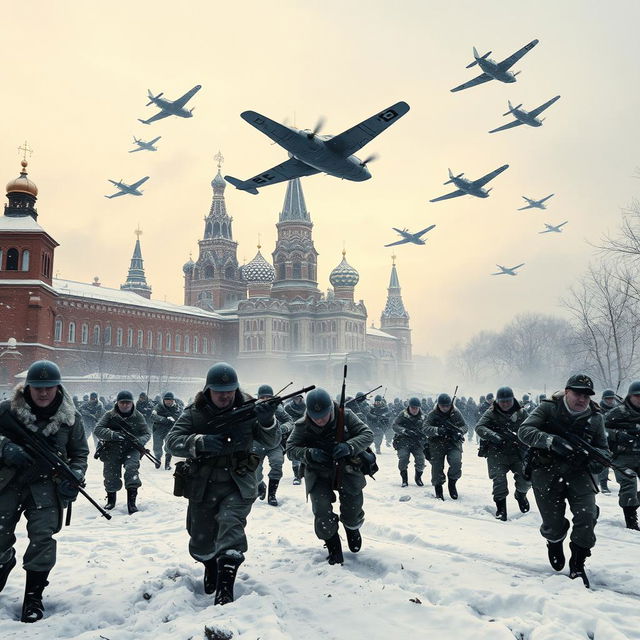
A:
562;430;634;478
438;385;463;441
344;385;383;409
97;415;161;467
333;363;348;491
0;410;111;522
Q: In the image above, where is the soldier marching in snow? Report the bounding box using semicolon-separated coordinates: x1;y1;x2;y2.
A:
368;394;390;454
94;390;151;515
424;392;467;500
475;386;531;520
0;360;88;623
284;394;306;484
286;388;373;565
150;392;181;470
166;363;280;605
392;397;428;487
597;388;619;494
78;391;104;448
603;381;640;531
518;374;610;588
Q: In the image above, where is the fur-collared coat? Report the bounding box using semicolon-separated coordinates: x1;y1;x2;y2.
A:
0;385;89;507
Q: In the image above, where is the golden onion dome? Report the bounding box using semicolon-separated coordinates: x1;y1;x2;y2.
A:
6;161;38;197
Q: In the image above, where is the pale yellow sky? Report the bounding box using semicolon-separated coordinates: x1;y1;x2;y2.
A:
2;0;639;357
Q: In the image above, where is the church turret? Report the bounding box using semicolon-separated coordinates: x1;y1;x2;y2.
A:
121;227;152;298
271;178;320;301
380;255;411;362
329;250;359;302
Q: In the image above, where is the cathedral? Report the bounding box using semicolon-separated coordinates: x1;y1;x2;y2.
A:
0;154;413;394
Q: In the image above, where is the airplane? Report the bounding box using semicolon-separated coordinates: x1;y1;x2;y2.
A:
104;176;149;199
129;136;161;153
384;225;436;247
451;39;539;92
138;85;201;125
518;194;554;210
539;221;568;234
429;164;509;202
491;263;525;276
489;96;561;134
224;101;410;194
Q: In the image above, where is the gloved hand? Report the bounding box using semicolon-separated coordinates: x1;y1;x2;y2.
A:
587;461;604;475
111;432;126;442
485;430;503;445
200;434;227;455
254;402;276;427
3;443;34;469
58;470;83;502
549;436;574;457
333;442;352;460
307;448;332;465
167;416;175;423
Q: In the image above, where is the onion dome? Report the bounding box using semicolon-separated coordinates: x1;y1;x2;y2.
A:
211;168;226;192
329;250;359;287
182;255;195;274
242;246;275;283
6;161;38;196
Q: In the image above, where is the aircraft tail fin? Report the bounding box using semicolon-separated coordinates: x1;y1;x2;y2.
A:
444;168;455;185
145;90;163;106
224;175;259;195
466;47;480;68
138;118;150;125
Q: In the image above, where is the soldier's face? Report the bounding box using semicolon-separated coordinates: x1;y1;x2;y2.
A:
117;400;133;412
408;405;420;415
498;398;514;411
164;399;175;407
28;385;58;407
565;389;591;412
438;403;451;413
311;409;333;427
209;389;235;409
629;394;640;409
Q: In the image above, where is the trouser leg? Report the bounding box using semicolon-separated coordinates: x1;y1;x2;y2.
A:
373;431;384;452
446;447;463;481
123;450;143;489
339;490;364;530
0;488;22;566
23;499;62;572
309;478;339;541
511;458;532;495
614;457;640;507
487;456;509;501
153;425;170;461
103;457;123;492
532;471;570;543
411;443;426;473
266;447;284;481
430;445;446;486
566;474;599;550
397;446;410;472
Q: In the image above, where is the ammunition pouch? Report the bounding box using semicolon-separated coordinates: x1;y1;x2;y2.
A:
357;448;379;478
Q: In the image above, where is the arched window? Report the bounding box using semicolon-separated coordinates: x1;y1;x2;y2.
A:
54;318;63;342
203;337;208;354
213;221;220;236
205;221;212;237
277;263;285;280
93;325;101;345
225;265;235;279
193;268;200;280
292;262;302;279
157;332;163;351
204;264;214;279
116;328;123;347
81;323;89;344
184;335;190;353
127;328;133;347
104;326;112;346
0;249;3;269
166;332;172;351
259;319;264;331
193;336;199;354
137;330;143;348
6;248;19;271
21;250;30;271
147;330;153;349
175;334;181;352
68;321;76;343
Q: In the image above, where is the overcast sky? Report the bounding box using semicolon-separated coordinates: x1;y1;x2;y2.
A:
2;0;639;357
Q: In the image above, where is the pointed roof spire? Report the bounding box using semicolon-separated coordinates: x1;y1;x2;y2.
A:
280;178;310;222
382;255;408;320
388;254;401;288
121;226;152;298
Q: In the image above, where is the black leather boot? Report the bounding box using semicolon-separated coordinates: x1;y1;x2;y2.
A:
325;532;344;565
20;570;49;623
258;481;267;500
344;526;362;553
267;479;279;506
515;491;530;513
0;549;16;593
495;498;507;521
415;471;424;487
400;470;408;487
569;542;591;588
435;484;444;500
623;506;640;531
214;554;242;605
164;454;172;471
127;488;139;515
104;492;117;510
547;540;565;571
447;479;458;500
203;559;218;595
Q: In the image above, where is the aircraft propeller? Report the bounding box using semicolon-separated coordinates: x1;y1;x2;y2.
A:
359;153;379;167
306;117;326;140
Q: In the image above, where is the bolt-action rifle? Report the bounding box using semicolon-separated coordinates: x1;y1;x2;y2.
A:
333;364;348;491
94;415;161;467
344;385;383;409
438;385;464;442
562;430;634;478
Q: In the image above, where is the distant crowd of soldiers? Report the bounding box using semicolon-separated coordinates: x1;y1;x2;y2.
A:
0;360;639;622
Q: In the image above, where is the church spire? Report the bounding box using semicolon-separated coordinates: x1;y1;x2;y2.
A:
121;226;152;299
204;150;233;239
381;255;409;322
279;178;310;222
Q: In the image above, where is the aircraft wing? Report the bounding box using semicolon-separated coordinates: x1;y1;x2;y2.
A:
417;224;436;236
104;191;126;199
539;228;552;234
429;189;465;203
130;176;150;190
496;39;539;71
489;120;524;134
540;193;554;203
513;263;525;270
450;73;493;93
225;157;320;194
138;111;171;125
241;111;298;146
473;164;509;188
172;85;202;109
517;204;534;211
149;136;162;145
528;95;561;119
384;238;410;247
325;101;410;156
128;147;143;153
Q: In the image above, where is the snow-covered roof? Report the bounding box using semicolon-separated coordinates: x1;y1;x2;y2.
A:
0;215;45;232
366;326;398;340
52;278;226;321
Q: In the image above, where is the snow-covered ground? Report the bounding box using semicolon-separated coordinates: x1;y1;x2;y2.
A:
1;440;638;640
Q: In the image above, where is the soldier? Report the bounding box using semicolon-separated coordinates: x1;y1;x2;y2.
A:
368;395;390;454
475;386;531;520
284;394;306;485
165;363;279;605
424;393;467;500
78;391;104;448
0;360;88;623
603;381;640;531
465;396;478;441
136;392;154;427
254;384;293;506
392;397;427;487
521;393;537;414
94;390;151;514
151;392;181;470
598;389;618;494
286;388;373;565
518;374;610;587
348;392;371;425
